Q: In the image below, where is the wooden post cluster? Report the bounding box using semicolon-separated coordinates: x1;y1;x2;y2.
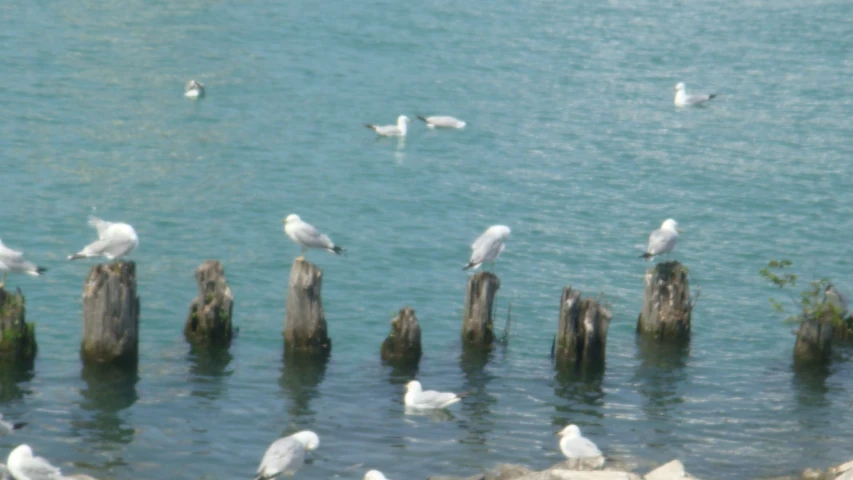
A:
284;258;331;358
0;288;37;365
185;260;234;345
80;261;140;367
553;286;612;370
462;272;500;347
637;261;693;342
381;306;422;366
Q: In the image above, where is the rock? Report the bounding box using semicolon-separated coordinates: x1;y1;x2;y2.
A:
552;459;608;472
380;307;422;365
284;258;331;356
644;460;700;480
485;464;535;480
462;272;500;346
0;288;36;364
80;261;140;366
793;318;833;364
800;468;825;480
830;460;853;476
518;470;640;480
429;475;485;480
554;287;612;369
184;260;234;344
836;469;853;480
637;261;693;342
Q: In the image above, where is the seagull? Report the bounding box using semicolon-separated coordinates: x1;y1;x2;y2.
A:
365;116;411;137
0;239;46;289
640;219;680;260
255;430;320;480
674;82;716;107
824;284;849;318
68;217;139;261
463;225;511;271
416;115;466;129
282;214;344;260
556;424;604;468
404;380;465;409
184;80;205;99
7;444;64;480
0;414;27;436
364;471;390;480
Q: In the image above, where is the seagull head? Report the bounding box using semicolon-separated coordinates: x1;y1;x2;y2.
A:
8;444;34;464
292;430;320;451
397;115;411;125
674;82;685;92
365;470;389;480
556;424;581;438
284;214;301;225
661;218;681;233
488;225;511;240
405;380;422;393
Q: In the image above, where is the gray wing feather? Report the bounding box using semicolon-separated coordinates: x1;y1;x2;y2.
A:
19;456;63;479
646;229;676;255
470;234;504;266
562;436;602;458
686;94;711;104
294;224;335;250
413;390;458;408
88;217;113;237
259;438;305;477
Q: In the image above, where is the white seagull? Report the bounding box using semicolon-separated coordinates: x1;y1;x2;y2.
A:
640;219;679;260
416;115;466;129
365;116;411;137
674;82;716;107
283;214;344;260
556;424;604;468
68;217;139;261
364;471;390;480
0;239;46;289
255;430;320;480
824;284;849;318
0;414;26;437
404;380;465;409
184;80;205;99
463;225;511;271
7;444;64;480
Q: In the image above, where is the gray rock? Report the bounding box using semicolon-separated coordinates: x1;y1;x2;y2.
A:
644;460;700;480
518;470;640;480
552;459;608;472
485;464;535;480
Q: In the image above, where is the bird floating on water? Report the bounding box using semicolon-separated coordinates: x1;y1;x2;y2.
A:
365;115;410;137
255;430;320;480
416;115;466;129
404;380;465;409
674;82;716;107
184;80;205;99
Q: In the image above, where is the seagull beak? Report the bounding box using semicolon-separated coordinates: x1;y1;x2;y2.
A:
677;228;684;233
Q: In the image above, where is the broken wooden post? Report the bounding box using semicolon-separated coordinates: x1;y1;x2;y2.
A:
80;261;140;366
553;286;612;369
794;317;834;364
0;288;37;365
637;261;692;342
381;307;422;366
462;272;500;346
185;260;234;345
284;258;331;357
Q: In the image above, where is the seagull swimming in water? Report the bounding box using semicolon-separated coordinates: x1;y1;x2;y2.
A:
404;380;465;409
68;217;139;261
365;116;411;137
0;238;46;289
184;80;205;99
416;115;466;129
674;82;716;107
255;430;320;480
640;219;680;260
0;413;27;437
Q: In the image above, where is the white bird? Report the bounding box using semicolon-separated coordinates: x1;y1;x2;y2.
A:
640;219;679;260
0;239;46;289
255;430;320;480
416;115;466;129
7;444;64;480
463;225;511;271
674;82;716;107
184;80;205;99
365;116;411;137
283;214;344;260
364;470;390;480
824;284;849;318
0;414;26;436
556;424;604;468
68;217;138;261
404;380;465;409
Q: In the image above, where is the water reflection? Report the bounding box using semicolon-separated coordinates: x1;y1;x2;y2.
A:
279;351;328;422
633;337;689;421
384;360;419;388
552;357;605;430
72;363;139;447
187;344;234;402
0;361;33;402
457;347;496;446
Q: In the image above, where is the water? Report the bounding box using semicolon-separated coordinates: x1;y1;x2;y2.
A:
1;0;852;478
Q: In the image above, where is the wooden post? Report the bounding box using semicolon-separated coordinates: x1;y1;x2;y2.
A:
284;258;331;357
553;287;612;369
0;288;36;365
637;261;692;341
185;260;234;345
381;307;422;366
80;261;140;366
462;272;500;346
794;318;833;364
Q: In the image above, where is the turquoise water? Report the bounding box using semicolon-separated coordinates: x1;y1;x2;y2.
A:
2;0;853;478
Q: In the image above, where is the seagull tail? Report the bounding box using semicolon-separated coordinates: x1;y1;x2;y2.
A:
332;245;345;256
36;266;48;275
364;124;376;130
68;252;86;261
708;94;717;100
12;422;27;430
462;262;477;271
416;116;428;123
640;253;654;260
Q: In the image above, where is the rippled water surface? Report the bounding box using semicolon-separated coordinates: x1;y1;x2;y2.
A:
2;1;853;479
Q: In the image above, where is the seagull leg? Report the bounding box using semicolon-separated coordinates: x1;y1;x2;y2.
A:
297;248;306;261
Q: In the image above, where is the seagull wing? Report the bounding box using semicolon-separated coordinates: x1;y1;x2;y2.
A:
258;437;306;478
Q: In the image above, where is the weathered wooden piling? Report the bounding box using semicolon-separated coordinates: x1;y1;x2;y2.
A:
284;258;331;357
80;261;140;366
0;288;36;365
553;287;612;369
637;261;693;341
462;272;500;346
185;260;234;345
381;307;422;366
794;317;834;364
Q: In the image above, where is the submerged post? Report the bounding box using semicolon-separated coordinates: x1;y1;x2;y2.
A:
185;260;234;345
462;272;500;347
80;261;140;366
637;261;692;342
381;307;422;366
284;258;331;357
0;288;37;365
553;287;611;369
794;318;834;364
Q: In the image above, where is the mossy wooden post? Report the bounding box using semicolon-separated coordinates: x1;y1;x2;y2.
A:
185;260;234;345
637;261;692;342
462;272;500;347
0;288;37;365
553;287;612;369
794;318;834;364
80;261;140;366
381;306;422;366
284;258;331;357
